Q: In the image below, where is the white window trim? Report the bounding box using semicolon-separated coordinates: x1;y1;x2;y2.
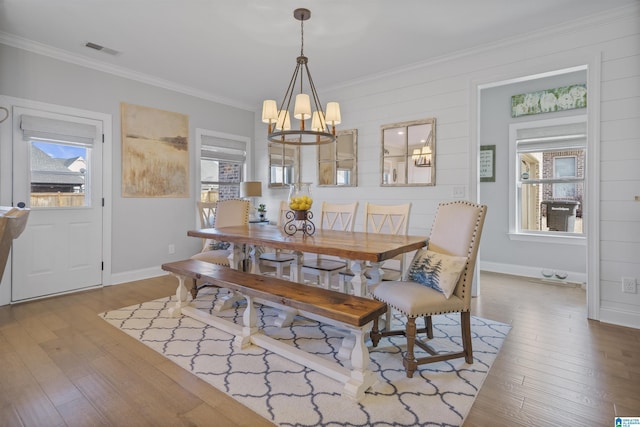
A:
508;114;587;244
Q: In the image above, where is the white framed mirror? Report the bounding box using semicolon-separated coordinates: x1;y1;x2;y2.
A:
317;129;357;187
381;118;435;186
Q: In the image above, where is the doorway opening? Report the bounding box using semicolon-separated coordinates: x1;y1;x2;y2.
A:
473;63;600;320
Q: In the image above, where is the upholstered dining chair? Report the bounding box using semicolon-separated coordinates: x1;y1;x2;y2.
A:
302;201;358;289
190;198;250;298
370;200;487;378
338;202;411;292
259;200;295;277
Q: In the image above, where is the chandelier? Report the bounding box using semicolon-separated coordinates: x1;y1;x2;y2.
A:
262;8;340;145
411;130;434;167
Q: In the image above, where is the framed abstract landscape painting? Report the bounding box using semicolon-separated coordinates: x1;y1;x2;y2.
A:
121;103;189;197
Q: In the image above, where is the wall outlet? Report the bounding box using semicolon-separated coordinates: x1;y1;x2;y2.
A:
622;277;636;293
453;186;465;198
168;244;175;255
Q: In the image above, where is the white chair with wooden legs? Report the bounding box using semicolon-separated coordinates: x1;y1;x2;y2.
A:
370;201;487;378
190;199;249;300
339;202;411;292
302;201;358;289
259;201;295;278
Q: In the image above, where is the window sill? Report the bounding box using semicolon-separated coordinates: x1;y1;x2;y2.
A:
507;232;586;246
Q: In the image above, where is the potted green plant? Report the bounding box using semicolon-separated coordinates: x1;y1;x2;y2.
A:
257;204;267;221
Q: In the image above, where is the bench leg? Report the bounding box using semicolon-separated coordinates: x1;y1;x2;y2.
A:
273;307;297;328
343;324;379;401
234;294;258;349
337;334;354;360
213;291;244;312
168;273;190;318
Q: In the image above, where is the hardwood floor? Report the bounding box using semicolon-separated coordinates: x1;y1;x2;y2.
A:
0;271;638;426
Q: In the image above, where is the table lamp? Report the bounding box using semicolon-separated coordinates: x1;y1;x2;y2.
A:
240;181;262;220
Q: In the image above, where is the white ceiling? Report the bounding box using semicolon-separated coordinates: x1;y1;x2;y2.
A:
0;0;636;111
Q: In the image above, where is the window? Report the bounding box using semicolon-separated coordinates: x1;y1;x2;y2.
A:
198;131;248;202
510;116;586;238
21;114;98;208
30;141;89;207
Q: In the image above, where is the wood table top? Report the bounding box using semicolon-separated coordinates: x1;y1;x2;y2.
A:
188;224;427;263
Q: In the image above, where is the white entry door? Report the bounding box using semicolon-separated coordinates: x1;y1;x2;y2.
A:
11;106;103;301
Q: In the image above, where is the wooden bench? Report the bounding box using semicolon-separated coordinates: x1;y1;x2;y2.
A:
162;259;387;401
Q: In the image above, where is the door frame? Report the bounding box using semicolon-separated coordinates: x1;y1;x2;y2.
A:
0;96;113;305
469;51;601;320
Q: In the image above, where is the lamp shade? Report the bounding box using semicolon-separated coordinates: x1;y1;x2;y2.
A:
311;111;326;131
276;110;291;130
240;181;262;197
325;102;341;125
261;100;278;123
294;94;311;120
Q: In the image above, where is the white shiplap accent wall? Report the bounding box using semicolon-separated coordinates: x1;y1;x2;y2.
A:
597;13;640;327
254;5;640;328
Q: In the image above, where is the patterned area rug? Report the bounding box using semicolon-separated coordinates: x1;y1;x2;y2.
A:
100;287;510;426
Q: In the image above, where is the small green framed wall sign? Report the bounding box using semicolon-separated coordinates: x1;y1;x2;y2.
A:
480;145;495;182
511;84;586;117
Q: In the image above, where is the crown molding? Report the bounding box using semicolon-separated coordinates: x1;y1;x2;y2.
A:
1;2;636;112
325;3;639;94
0;31;254;112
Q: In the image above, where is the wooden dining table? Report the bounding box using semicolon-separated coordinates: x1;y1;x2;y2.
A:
187;224;427;298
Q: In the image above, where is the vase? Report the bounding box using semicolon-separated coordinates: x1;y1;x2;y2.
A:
288;182;313;213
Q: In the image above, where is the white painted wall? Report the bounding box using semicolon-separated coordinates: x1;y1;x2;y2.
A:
0;43;255;286
255;6;640;327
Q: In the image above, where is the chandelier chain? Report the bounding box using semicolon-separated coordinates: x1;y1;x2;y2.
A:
300;16;304;57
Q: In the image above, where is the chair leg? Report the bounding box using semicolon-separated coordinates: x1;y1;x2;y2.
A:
425;315;433;339
190;278;198;300
461;311;473;364
371;316;381;347
403;317;418;378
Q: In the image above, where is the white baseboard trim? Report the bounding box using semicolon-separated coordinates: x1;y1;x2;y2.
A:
480;261;586;285
599;307;640;330
110;266;168;286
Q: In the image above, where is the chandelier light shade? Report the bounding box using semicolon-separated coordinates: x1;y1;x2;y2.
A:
263;8;340;145
262;100;278;133
276;110;291;131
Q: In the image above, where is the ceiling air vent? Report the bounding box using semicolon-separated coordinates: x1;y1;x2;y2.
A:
85;42;120;56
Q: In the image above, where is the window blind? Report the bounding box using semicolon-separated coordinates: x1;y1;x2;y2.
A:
21;115;98;145
201;135;246;163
